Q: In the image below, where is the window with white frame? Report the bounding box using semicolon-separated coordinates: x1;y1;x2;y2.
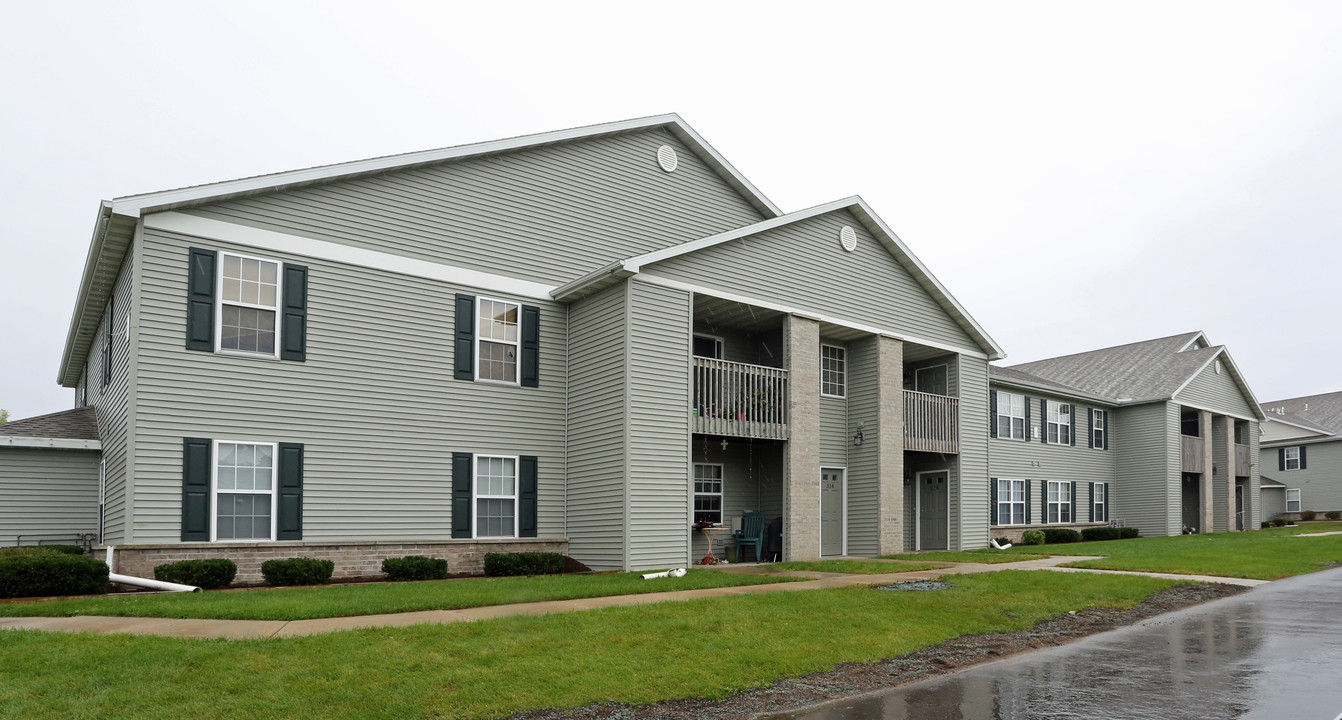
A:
214;441;275;540
1286;488;1302;513
1047;402;1072;444
1092;409;1106;448
821;345;846;397
997;392;1026;440
1284;446;1301;471
693;463;724;524
475;455;517;537
477;298;520;383
1047;481;1073;523
1093;482;1108;522
996;478;1025;525
219;253;280;355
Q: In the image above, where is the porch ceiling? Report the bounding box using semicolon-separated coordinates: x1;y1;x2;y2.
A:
693;294;786;333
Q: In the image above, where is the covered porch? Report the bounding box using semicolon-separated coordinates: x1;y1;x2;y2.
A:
689;434;784;564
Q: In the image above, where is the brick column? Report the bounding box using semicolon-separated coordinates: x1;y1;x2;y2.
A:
1223;417;1237;531
876;335;905;554
1200;409;1214;533
783;314;821;561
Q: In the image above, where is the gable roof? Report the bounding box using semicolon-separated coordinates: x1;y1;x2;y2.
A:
1260;391;1342;436
58;114;783;387
988;365;1117;405
552;196;1005;360
0;407;101;450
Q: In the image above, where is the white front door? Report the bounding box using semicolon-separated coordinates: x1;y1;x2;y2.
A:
820;468;845;557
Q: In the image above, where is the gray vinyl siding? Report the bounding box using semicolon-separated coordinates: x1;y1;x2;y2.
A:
1113;402;1181;537
957;357;990;549
642;208;979;351
0;448;101;546
132;228;568;544
819;396;848;468
1269;439;1342;512
1260;487;1286;518
1211;416;1230;532
844;337;879;557
903;480;916;550
1248;422;1261;527
182;129;765;287
1175;360;1255;418
625;279;692;570
906;452;959;550
565;282;627;570
691;323;782;368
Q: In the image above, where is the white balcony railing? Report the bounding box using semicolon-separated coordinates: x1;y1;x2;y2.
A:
903;390;959;453
692;357;788;440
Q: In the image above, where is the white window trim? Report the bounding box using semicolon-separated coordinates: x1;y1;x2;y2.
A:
472;453;520;539
693;462;725;525
820;344;847;398
1092;408;1106;449
1046;402;1072;445
1046;480;1073;524
997;392;1027;440
474;295;521;386
1286;488;1302;513
995;478;1026;526
215;250;283;359
1093;482;1107;522
210;439;278;542
1284;446;1301;471
692;333;725;360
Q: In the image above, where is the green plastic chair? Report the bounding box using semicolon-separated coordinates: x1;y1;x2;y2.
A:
735;512;768;563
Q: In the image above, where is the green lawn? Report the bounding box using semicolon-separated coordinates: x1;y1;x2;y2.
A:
761;560;946;574
0;570;798;621
0;571;1177;720
1002;522;1342;580
881;550;1049;564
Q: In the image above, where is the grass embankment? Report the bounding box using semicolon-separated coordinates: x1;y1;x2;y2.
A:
0;570;798;621
1001;522;1342;580
762;560;946;574
0;571;1177;720
881;550;1049;564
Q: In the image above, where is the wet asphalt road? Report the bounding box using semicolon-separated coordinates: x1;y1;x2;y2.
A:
775;567;1342;720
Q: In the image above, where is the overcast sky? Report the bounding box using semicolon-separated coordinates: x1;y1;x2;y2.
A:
2;1;1339;420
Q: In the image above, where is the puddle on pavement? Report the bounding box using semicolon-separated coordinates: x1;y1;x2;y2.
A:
875;580;954;592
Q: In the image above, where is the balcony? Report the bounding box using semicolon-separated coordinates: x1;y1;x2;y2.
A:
692;357;789;440
1182;435;1205;473
1235;443;1251;476
904;390;959;454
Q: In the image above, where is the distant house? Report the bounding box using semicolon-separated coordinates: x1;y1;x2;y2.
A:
988;332;1265;539
1258;392;1342;518
0;407;102;547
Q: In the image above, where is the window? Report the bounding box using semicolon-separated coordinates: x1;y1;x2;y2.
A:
693;334;724;359
474;455;517;537
693;463;724;524
1286;488;1302;513
996;479;1025;525
219;252;280;355
821;344;846;397
1046;481;1072;523
915;365;948;396
996;392;1027;440
1284;446;1301;471
1047;402;1071;444
476;298;519;383
1091;409;1105;448
1093;483;1107;523
214;441;275;540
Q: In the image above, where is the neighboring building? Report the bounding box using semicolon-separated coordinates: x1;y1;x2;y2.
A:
988;332;1265;539
1259;392;1342;517
18;114;1005;579
0;407;102;547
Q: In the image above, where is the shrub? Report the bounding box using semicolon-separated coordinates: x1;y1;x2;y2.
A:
1271;516;1289;527
0;553;109;598
483;552;565;577
260;557;335;586
1119;527;1139;539
1301;510;1317;522
1042;528;1082;544
1261;521;1271;529
1327;511;1341;521
154;559;237;589
382;556;449;582
0;545;84;559
1020;530;1045;546
1081;527;1123;542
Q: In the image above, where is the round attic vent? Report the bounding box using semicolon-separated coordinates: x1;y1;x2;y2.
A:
656;145;678;173
839;226;858;252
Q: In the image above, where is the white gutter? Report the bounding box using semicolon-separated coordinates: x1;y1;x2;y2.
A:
0;437;102;450
104;546;200;593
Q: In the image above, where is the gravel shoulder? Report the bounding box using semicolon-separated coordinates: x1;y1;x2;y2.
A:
505;582;1245;720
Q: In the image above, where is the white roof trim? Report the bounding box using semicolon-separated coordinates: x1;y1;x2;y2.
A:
1178;331;1210;351
1170;348;1267;421
108;113;781;219
0;437;102;451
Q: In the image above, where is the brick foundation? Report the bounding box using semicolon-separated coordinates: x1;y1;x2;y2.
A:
94;538;568;585
989;523;1107;544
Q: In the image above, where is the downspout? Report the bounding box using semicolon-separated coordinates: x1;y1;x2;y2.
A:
103;546;200;593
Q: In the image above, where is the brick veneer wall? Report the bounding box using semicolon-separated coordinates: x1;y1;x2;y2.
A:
96;538;568;585
989;523;1107;544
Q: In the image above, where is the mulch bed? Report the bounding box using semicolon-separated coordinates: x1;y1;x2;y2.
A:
506;582;1245;720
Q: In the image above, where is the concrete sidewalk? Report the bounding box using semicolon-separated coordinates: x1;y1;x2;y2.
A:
0;555;1263;640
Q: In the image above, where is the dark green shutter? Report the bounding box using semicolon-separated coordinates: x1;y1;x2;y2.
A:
1088;482;1095;522
989;391;998;438
1086;407;1094;449
1070;481;1078;522
1279;448;1285;471
452;452;473;538
185;248;217;352
454;295;475;381
520;305;540;388
1025;480;1032;525
1040;399;1048;444
519;455;538;537
989;478;998;524
280;264;308;362
1103;411;1110;450
1300;446;1308;470
181;437;212;541
276;443;304;540
1068;405;1076;446
1040;481;1049;523
1023;396;1031;441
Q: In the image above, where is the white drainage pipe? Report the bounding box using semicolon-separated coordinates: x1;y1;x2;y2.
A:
642;568;688;580
103;546;200;593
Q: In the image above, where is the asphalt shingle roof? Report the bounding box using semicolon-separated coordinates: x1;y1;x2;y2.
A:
0;407;100;441
998;332;1219;403
1259;391;1342;436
